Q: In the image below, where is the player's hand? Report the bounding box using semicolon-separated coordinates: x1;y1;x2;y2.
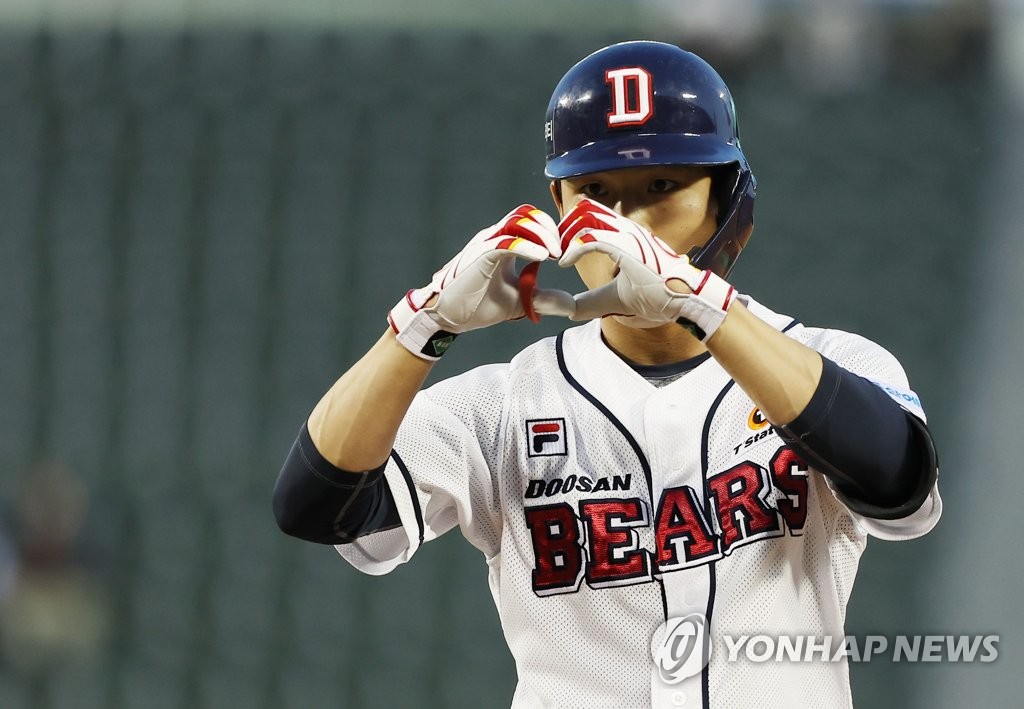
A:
388;205;573;360
541;198;737;341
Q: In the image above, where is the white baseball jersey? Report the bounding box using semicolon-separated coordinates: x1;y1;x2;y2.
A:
337;298;942;709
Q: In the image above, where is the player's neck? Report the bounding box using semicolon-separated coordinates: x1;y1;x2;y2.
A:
599;318;707;366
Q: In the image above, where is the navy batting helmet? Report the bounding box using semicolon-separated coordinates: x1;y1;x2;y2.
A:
545;41;755;278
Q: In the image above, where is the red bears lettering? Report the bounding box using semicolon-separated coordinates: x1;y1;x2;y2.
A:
653;486;721;573
524;447;807;597
579;498;651;588
524;503;585;596
707;462;783;551
770;447;809;533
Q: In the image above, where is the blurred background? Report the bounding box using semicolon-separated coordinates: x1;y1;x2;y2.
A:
0;0;1020;707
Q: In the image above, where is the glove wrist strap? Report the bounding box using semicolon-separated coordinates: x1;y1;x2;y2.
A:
388;291;458;361
675;271;737;342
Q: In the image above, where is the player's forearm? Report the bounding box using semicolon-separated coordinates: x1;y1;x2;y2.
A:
704;303;933;513
705;302;823;426
307;329;434;472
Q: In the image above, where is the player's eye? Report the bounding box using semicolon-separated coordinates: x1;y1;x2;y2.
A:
578;183;608;198
649;178;679;193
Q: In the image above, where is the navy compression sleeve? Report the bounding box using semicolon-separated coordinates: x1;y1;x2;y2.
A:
272;424;401;544
777;356;937;520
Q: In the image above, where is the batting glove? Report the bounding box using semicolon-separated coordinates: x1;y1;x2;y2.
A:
544;198;737;341
388;205;571;360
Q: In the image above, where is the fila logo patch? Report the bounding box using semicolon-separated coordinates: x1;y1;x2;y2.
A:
527;418;567;457
605;66;654;127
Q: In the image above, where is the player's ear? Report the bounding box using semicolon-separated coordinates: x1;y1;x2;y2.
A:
549;180;564;217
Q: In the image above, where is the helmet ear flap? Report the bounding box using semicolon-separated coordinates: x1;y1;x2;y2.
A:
688;168;755;279
708;164;736;221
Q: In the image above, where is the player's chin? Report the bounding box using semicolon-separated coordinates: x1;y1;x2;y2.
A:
611;314;671;330
574;253;617;288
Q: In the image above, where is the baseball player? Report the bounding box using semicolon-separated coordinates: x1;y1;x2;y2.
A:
273;41;940;708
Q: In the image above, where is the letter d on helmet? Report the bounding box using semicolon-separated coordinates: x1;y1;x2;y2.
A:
544;41;755;279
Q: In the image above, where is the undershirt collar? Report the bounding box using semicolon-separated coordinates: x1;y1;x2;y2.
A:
601;332;713;387
629;352;713;387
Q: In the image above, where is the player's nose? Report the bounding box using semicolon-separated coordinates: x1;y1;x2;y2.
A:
609;198;633;219
612;200;653;230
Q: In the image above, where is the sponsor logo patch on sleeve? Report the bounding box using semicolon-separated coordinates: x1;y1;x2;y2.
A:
867;378;927;422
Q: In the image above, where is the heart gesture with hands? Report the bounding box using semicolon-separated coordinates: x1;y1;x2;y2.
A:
542;198;738;341
389;199;737;362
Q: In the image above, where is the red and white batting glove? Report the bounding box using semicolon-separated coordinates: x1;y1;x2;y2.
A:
545;198;737;341
389;205;571;360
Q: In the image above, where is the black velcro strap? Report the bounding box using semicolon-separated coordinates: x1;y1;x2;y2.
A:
422;330;458;358
675;317;707;341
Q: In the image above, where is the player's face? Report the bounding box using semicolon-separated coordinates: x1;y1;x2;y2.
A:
551;165;718;290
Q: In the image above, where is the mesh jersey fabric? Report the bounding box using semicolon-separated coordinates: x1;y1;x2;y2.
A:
335;297;941;709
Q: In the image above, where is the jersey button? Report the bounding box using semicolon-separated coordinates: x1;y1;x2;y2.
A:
672;690;686;706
